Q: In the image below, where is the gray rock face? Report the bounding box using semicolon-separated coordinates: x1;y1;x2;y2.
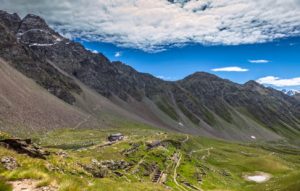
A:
18;14;51;33
178;73;300;129
0;11;81;104
0;10;21;33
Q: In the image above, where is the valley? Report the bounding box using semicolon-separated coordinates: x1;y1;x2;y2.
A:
1;126;300;191
0;9;300;191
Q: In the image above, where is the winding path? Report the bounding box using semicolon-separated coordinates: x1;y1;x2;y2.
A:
181;135;189;143
189;147;214;160
74;115;91;129
173;152;189;191
74;105;101;129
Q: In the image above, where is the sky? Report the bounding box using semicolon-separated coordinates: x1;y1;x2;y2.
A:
1;0;300;89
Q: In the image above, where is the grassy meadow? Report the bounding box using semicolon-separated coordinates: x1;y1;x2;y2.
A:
0;123;299;191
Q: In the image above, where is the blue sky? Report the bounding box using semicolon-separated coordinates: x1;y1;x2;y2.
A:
80;37;300;89
2;0;300;89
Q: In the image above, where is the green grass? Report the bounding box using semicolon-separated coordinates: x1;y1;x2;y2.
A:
178;103;200;124
0;132;11;141
156;100;179;121
0;126;299;191
0;179;12;191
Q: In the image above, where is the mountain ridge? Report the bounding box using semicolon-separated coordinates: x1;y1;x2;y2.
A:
1;10;300;142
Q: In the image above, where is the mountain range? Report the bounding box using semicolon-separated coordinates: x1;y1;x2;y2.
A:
1;10;300;142
282;89;300;96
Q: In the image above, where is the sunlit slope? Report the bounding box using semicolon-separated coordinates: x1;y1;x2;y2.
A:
0;59;88;135
1;127;299;191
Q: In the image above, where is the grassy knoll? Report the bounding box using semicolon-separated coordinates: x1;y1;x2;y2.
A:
0;125;299;191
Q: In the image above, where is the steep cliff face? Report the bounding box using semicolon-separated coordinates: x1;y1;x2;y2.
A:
0;11;81;105
1;10;300;141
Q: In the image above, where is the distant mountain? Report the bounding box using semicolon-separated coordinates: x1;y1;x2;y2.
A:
282;89;300;96
1;10;300;141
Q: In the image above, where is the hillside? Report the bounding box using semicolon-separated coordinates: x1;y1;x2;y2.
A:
1;128;300;191
0;10;300;142
0;58;88;135
0;10;300;191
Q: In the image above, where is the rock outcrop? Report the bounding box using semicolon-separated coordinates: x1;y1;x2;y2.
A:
1;156;19;170
0;139;50;159
81;159;131;178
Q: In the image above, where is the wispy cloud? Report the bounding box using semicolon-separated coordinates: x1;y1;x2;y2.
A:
114;51;122;57
86;48;99;54
2;0;300;52
256;76;300;87
212;67;249;72
248;59;270;63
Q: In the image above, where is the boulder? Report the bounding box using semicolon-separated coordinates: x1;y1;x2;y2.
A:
0;139;50;159
99;160;130;170
56;150;68;158
81;161;109;178
81;159;131;178
1;156;19;170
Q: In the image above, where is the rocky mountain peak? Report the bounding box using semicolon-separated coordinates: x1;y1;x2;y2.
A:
243;80;263;88
18;14;50;33
182;72;222;82
282;89;300;96
243;80;276;96
0;10;21;33
17;13;63;47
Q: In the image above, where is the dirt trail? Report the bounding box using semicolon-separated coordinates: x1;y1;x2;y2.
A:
201;147;213;160
173;153;189;191
189;147;213;160
74;105;101;129
9;179;57;191
181;135;189;143
74;115;91;129
173;135;204;191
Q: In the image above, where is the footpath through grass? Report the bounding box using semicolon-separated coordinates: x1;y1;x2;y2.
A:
0;125;299;191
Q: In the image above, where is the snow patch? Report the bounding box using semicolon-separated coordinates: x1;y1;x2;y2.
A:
17;29;47;36
251;135;256;140
55;37;62;42
244;172;271;183
282;89;300;96
29;43;56;47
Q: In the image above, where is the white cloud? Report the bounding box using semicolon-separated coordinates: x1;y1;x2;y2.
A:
212;66;248;72
86;48;98;54
1;0;300;52
248;59;270;63
114;52;122;57
256;76;300;87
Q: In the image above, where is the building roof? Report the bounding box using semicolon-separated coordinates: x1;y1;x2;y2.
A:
109;133;123;137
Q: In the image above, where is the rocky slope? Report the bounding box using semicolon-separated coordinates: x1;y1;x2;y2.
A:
0;58;88;135
0;10;300;141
